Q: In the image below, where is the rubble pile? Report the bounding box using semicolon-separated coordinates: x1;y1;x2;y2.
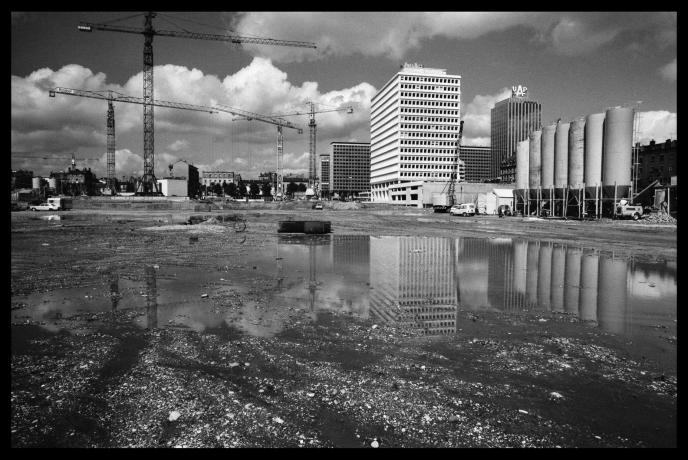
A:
640;213;677;224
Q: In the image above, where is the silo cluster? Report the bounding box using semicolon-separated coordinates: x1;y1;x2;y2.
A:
515;106;635;218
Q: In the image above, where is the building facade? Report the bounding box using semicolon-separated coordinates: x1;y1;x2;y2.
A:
319;154;331;196
330;142;371;198
636;139;676;189
370;63;462;202
460;145;492;182
201;171;238;188
490;87;542;180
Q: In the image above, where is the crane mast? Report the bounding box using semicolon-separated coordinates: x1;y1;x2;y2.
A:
78;11;317;195
106;100;115;192
141;11;156;194
308;102;317;192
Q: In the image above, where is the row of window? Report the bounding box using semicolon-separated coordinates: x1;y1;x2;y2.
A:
401;140;455;147
401;108;459;115
400;76;459;84
402;100;458;108
399;172;461;178
400;91;459;99
402;132;458;140
401;155;462;162
402;164;464;170
401;148;457;154
400;84;458;92
401;117;460;126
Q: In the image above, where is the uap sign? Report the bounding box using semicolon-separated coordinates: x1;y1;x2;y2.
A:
512;85;528;98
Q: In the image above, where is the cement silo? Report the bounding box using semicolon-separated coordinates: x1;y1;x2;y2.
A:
568;117;586;188
554;121;570;187
584;112;605;186
528;130;542;189
579;250;599;322
541;124;556;188
48;177;57;189
526;241;539;307
597;255;628;335
564;247;582;315
602;107;635;187
516;139;529;190
537;242;552;310
32;177;41;189
550;244;566;313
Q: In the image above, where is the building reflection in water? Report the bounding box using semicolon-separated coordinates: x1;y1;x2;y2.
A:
369;237;459;336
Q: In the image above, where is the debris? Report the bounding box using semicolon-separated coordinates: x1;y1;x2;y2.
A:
273;417;284;424
518;409;529;415
41;243;49;246
201;294;208;298
372;324;378;329
371;440;379;448
549;392;564;400
168;411;181;422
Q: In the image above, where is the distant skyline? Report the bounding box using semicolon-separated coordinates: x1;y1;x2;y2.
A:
11;11;676;178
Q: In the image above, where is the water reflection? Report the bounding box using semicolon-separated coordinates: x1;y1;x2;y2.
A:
12;234;676;344
145;265;158;329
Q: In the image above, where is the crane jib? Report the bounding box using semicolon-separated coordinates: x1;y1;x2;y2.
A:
78;23;317;48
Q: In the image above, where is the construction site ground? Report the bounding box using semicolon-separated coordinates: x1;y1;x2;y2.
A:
11;203;677;448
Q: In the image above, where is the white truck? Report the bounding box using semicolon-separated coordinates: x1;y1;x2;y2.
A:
615;200;643;220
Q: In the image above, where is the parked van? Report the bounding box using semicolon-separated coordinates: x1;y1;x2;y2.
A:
47;197;72;210
449;203;476;216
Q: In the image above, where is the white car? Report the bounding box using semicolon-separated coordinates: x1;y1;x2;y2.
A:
450;203;476;216
29;203;59;211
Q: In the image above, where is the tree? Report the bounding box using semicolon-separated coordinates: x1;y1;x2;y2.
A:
236;180;246;198
226;182;237;198
212;183;223;196
286;181;298;196
297;182;307;192
249;182;260;197
261;181;272;197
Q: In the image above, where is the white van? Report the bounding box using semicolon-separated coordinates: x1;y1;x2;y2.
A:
449;203;476;216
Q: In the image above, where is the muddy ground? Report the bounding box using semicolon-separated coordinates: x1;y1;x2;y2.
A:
11;206;677;448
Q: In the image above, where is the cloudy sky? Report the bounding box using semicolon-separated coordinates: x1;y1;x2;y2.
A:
11;11;676;179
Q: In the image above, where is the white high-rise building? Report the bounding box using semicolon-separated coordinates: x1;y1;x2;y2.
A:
370;63;462;203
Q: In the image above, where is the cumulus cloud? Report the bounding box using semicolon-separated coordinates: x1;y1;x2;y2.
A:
231;12;676;61
11;58;374;177
637;111;676;144
461;87;512;146
167;139;190;152
659;58;677;82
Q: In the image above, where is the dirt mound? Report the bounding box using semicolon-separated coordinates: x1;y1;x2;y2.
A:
639;213;677;225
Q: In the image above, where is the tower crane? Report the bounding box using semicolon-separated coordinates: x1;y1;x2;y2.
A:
269;103;354;197
433;120;464;213
12;152;100;169
78;11;317;195
49;87;216;194
213;104;303;199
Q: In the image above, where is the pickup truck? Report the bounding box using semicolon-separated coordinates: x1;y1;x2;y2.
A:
615;203;643;220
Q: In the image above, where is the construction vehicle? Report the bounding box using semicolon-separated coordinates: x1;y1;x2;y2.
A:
78;11;316;194
615;199;644;220
433;120;464;212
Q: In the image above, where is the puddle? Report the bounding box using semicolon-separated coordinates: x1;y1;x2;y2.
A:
12;235;676;365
